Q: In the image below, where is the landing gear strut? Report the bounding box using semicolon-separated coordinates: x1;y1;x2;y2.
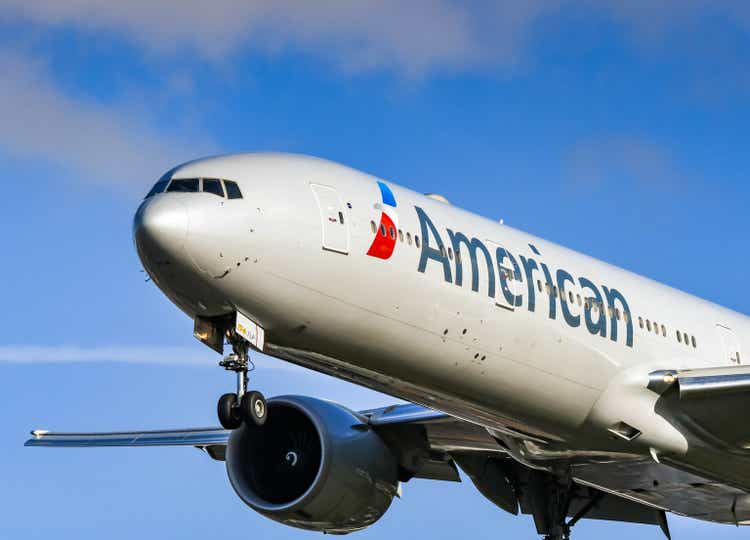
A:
217;334;267;430
527;470;592;540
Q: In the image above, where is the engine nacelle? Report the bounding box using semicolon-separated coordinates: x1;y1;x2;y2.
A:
225;395;399;534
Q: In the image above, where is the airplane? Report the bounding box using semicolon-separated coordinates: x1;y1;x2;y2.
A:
26;153;750;540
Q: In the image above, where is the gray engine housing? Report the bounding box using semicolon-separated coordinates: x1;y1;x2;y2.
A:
225;395;400;534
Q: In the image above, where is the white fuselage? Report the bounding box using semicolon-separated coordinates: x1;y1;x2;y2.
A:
134;153;749;473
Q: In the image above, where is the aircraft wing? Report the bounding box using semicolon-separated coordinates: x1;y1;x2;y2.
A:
25;427;230;448
24;399;670;532
24;403;447;448
25;402;461;472
649;365;750;450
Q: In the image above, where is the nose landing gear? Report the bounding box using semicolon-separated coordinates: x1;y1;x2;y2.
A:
217;336;267;430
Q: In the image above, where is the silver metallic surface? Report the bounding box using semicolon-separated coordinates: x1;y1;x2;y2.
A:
225;395;399;534
26;153;750;533
25;427;229;447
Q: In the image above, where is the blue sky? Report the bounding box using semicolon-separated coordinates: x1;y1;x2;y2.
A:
1;2;749;539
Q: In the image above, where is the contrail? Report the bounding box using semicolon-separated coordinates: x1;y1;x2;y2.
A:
0;344;268;367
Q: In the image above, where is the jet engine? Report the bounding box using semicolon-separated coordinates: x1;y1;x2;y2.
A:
225;395;400;534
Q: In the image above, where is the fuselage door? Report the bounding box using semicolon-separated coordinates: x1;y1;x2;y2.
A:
717;324;742;364
486;240;524;311
310;183;349;255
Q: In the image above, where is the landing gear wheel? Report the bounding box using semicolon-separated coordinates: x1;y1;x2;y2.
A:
218;328;268;429
218;392;241;430
241;390;267;426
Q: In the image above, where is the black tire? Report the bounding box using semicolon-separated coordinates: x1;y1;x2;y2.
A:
218;393;241;430
241;390;268;426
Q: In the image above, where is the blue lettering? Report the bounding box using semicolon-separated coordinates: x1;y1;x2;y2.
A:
415;207;452;283
539;261;557;321
520;256;539;313
579;277;607;338
603;286;634;348
448;231;495;298
496;247;523;307
557;269;580;328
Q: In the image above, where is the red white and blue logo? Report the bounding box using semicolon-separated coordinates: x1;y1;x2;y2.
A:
367;181;398;260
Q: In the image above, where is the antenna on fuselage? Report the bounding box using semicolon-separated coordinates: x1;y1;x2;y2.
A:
424;193;450;205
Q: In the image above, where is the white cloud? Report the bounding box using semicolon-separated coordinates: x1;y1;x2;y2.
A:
0;1;554;76
0;2;746;194
566;137;682;189
590;1;750;37
1;1;749;77
0;48;214;192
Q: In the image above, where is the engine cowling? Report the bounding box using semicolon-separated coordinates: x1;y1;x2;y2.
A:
225;395;400;534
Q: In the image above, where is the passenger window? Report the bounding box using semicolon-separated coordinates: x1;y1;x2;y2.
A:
398;229;404;242
646;320;652;332
389;227;395;239
577;295;582;306
380;224;387;237
661;325;666;337
569;291;574;304
339;212;345;224
407;232;412;245
202;178;224;197
415;235;420;248
224;180;243;199
145;179;169;198
691;336;697;348
167;178;199;193
676;331;682;343
615;308;621;321
448;248;453;260
639;317;644;329
370;221;377;234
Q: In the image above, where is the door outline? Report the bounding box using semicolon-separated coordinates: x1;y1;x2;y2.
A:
310;183;350;255
486;240;523;312
717;324;742;365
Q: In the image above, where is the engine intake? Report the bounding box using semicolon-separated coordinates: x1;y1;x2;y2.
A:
225;395;399;533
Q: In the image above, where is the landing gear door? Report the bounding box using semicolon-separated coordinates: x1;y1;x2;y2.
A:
235;311;265;352
717;324;742;364
310;184;349;255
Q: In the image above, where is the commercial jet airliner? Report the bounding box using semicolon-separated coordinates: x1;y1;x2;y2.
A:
27;153;750;539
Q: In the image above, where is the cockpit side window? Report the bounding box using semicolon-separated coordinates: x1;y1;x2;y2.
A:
224;180;243;199
167;178;199;193
202;178;225;197
145;179;169;199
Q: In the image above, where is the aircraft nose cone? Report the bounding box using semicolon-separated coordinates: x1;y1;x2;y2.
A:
133;196;189;266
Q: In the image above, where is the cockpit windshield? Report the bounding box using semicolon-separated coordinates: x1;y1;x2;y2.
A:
144;177;243;199
202;178;224;197
224;180;243;199
167;179;199;193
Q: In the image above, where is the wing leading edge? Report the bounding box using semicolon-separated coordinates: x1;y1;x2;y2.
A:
25;402;447;449
25;427;230;447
